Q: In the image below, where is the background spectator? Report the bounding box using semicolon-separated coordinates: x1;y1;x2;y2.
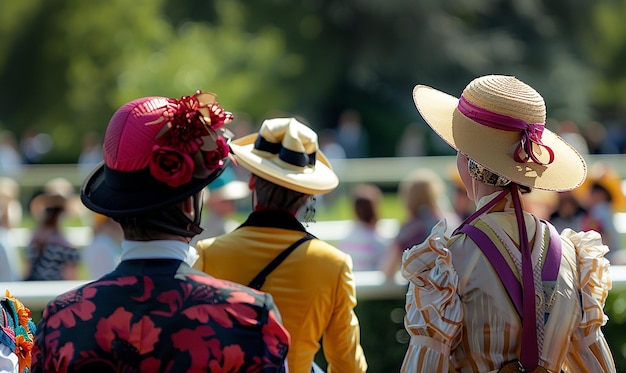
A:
191;166;250;245
447;167;475;222
0;177;23;281
19;128;52;164
381;168;449;280
550;190;589;233
521;189;559;221
555;119;589;155
395;123;426;157
82;213;123;279
336;109;369;158
338;183;388;271
574;162;625;262
0;131;23;176
24;177;82;281
77;131;103;177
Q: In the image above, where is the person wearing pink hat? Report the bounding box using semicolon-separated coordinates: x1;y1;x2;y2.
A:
400;75;615;372
31;91;289;372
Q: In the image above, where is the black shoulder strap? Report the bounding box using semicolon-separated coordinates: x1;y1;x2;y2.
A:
248;234;315;290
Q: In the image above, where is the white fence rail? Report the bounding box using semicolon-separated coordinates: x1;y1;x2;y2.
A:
4;217;626;310
3;266;626;311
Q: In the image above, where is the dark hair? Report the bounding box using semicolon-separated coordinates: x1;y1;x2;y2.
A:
354;198;377;225
41;207;64;227
116;216;162;240
591;183;612;202
115;193;204;239
253;176;309;211
351;184;381;225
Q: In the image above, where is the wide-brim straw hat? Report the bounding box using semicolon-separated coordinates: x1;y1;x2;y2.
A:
229;117;339;195
413;75;586;191
29;177;84;220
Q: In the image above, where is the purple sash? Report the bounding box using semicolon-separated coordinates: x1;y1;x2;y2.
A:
457;221;562;317
453;186;561;370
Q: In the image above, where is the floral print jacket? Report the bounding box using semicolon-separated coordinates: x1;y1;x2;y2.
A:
32;259;290;372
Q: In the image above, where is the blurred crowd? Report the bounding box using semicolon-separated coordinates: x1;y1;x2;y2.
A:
3;159;623;284
0;114;625;283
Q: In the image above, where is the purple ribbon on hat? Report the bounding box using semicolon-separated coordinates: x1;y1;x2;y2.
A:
457;96;555;165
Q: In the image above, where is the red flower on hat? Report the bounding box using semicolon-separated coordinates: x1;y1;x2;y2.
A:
206;103;234;130
146;90;233;186
204;137;230;170
150;146;194;187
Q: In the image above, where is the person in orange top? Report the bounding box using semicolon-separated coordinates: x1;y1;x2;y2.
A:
195;117;368;373
573;161;626;263
401;75;615;372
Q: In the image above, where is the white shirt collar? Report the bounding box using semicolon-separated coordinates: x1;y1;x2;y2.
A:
120;240;199;267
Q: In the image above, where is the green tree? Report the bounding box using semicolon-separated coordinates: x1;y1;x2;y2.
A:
1;0;624;162
0;0;296;163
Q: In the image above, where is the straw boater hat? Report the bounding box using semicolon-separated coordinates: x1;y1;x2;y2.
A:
229;117;339;195
29;177;83;220
412;75;587;191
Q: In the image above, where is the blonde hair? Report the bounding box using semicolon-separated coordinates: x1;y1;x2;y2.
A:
399;168;444;216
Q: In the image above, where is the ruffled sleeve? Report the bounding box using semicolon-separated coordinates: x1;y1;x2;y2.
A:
561;229;617;372
400;219;463;372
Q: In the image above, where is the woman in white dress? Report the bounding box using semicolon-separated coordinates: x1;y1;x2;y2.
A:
401;75;616;372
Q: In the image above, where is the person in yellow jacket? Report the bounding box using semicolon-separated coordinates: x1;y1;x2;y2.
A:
194;117;368;373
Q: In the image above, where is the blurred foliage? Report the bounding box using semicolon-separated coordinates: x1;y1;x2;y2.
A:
604;288;626;370
1;0;626;162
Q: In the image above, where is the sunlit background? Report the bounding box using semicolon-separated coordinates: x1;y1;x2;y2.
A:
3;1;626;371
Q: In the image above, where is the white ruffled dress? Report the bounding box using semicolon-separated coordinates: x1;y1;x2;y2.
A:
401;192;616;373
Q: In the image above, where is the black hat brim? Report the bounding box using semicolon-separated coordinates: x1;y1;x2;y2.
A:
80;161;227;217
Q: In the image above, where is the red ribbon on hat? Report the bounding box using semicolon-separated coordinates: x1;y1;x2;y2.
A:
457;96;554;165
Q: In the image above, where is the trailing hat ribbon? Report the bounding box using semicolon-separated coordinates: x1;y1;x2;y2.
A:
457;96;554;165
254;136;317;168
453;186;540;371
510;184;539;371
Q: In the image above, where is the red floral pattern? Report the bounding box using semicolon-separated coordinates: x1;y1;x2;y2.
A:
32;260;289;372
